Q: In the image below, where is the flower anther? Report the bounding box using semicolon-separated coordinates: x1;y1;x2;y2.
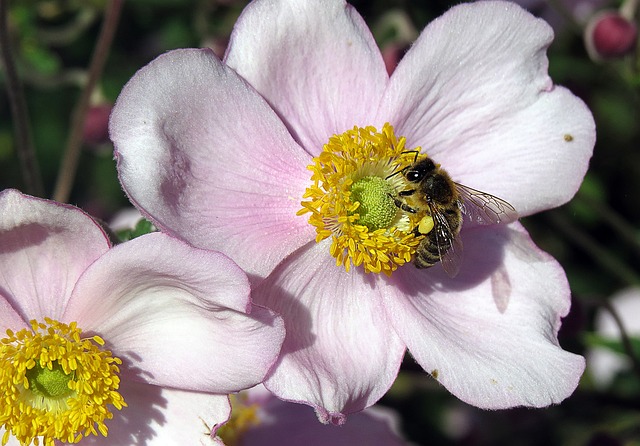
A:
298;122;428;275
0;318;126;446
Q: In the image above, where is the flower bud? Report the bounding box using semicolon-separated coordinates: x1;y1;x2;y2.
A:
585;11;638;60
83;103;113;145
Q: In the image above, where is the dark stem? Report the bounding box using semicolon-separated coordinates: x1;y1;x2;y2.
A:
601;298;640;382
0;0;44;196
545;211;640;287
52;0;123;203
576;192;640;260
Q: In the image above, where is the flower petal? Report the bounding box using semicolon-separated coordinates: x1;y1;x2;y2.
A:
383;223;584;409
225;0;388;155
63;232;286;394
242;388;406;445
110;48;315;278
0;189;109;322
378;1;594;215
0;296;28;333
78;381;230;446
441;86;594;216
254;241;406;421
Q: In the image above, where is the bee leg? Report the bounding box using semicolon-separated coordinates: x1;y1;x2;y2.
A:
398;189;416;197
388;194;417;213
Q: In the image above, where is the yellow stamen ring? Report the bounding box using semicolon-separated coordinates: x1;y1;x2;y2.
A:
298;123;425;276
0;318;126;446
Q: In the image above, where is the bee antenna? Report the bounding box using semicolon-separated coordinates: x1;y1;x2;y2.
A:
386;150;421;180
385;169;403;180
400;150;420;164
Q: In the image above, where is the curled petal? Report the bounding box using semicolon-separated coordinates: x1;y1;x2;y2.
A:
383;223;584;409
64;232;286;394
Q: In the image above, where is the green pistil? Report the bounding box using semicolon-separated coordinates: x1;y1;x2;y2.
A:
25;361;73;398
350;176;397;231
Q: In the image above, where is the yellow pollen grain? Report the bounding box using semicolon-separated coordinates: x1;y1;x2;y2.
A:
298;122;426;275
0;318;126;446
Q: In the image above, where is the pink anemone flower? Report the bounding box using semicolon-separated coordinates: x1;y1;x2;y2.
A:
212;385;406;445
110;0;595;423
0;189;285;445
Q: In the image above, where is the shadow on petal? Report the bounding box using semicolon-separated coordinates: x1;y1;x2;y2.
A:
0;223;60;254
389;224;512;302
158;131;192;213
250;270;316;355
80;359;168;446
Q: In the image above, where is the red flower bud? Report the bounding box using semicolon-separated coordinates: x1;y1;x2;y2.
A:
83;104;113;145
585;11;638;60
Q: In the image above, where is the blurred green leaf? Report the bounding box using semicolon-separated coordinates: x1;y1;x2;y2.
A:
115;218;156;242
584;332;640;357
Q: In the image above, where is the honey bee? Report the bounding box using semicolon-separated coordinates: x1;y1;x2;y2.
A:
388;155;518;278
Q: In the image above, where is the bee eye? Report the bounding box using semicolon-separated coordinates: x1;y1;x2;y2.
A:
406;170;422;182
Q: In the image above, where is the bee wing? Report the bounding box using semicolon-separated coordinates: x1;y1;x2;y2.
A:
455;183;519;225
439;234;463;278
430;205;463;278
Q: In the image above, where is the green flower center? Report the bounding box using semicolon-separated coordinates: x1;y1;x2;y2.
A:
298;123;426;275
350;176;397;231
25;361;74;399
0;318;127;446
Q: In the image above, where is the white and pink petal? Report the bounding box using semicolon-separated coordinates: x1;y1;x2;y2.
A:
225;0;388;156
443;86;594;216
254;241;406;421
378;1;594;215
0;189;109;322
78;381;230;446
63;232;286;394
110;48;315;279
380;1;553;152
382;223;584;409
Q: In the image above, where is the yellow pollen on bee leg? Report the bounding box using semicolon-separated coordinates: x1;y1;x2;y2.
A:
298;123;426;275
418;215;435;235
0;318;126;446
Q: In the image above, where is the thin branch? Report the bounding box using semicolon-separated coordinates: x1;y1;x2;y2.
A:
601;298;640;382
0;0;44;196
53;0;123;203
576;192;640;260
545;211;640;287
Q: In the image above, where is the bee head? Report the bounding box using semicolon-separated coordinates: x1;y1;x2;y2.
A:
404;158;436;183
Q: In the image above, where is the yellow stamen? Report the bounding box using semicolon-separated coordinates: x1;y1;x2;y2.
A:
0;318;126;446
298;123;426;276
216;393;260;446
